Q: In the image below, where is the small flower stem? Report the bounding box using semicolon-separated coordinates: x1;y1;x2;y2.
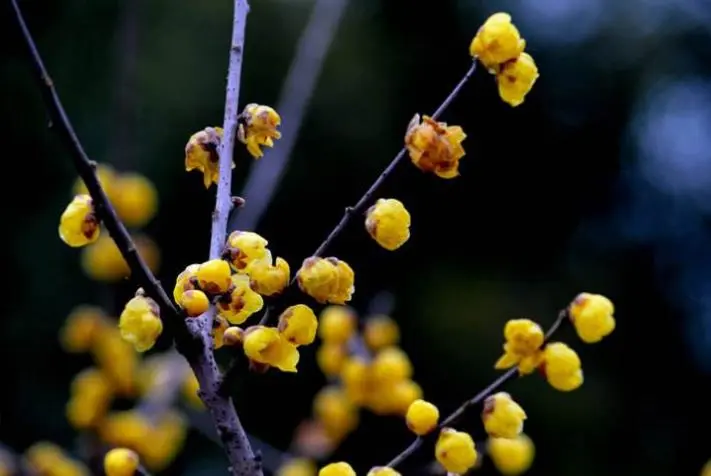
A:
299;60;478;273
384;309;569;470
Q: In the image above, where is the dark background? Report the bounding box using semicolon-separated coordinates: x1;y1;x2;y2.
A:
2;0;711;475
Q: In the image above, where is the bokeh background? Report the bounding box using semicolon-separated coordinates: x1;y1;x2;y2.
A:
2;0;711;474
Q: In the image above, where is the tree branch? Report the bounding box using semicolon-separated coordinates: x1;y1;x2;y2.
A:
185;1;261;474
8;0;191;348
292;60;478;284
11;0;260;473
228;0;350;233
384;309;569;470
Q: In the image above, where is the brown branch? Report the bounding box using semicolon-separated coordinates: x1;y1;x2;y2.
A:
384;309;569;470
11;0;260;474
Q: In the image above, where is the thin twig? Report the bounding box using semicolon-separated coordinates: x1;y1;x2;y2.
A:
8;0;191;348
228;0;350;232
291;60;478;285
210;0;248;260
385;309;569;469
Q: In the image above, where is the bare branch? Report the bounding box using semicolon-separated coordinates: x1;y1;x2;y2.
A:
211;0;249;260
228;0;350;232
384;309;569;470
304;61;478;267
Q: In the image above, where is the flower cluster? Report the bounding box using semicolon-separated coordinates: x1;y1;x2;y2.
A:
58;305;195;472
495;293;615;392
184;104;282;187
470;13;539;106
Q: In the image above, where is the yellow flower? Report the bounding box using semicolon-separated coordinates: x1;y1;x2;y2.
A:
313;386;359;440
25;442;89;476
318;462;355;476
81;234;160;282
112;173;158;228
243;325;299;372
568;292;616;343
118;292;163;352
297;257;355;304
702;459;711;476
496;53;539;107
60;305;108;353
185;126;232;188
197;259;232;295
92;325;138;396
178;289;210;317
494;318;544;375
367;468;401;476
99;410;152;449
237;103;282;158
211;315;230;349
216;274;264;324
487;434;535;476
316;342;348;377
340;357;371;405
181;371;204;409
365;198;411;251
279;304;318;346
371;347;412;384
482;392;526;439
435;428;478;475
66;367;114;429
103;448;139;476
541;342;583;391
173;264;200;304
470;12;526;70
246;251;290;296
223;326;245;346
138;411;188;471
276;458;318;476
405;114;466;179
59;194;100;247
368;379;423;416
225;230;269;271
363;314;400;351
406;399;440;436
319;305;357;344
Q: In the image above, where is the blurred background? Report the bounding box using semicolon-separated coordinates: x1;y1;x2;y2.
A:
2;0;711;474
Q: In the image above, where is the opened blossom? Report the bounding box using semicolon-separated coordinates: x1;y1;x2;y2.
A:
297;257;355;304
185;126;233;188
495;318;545;375
237;103;282;158
243;325;299;372
405;114;466;179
